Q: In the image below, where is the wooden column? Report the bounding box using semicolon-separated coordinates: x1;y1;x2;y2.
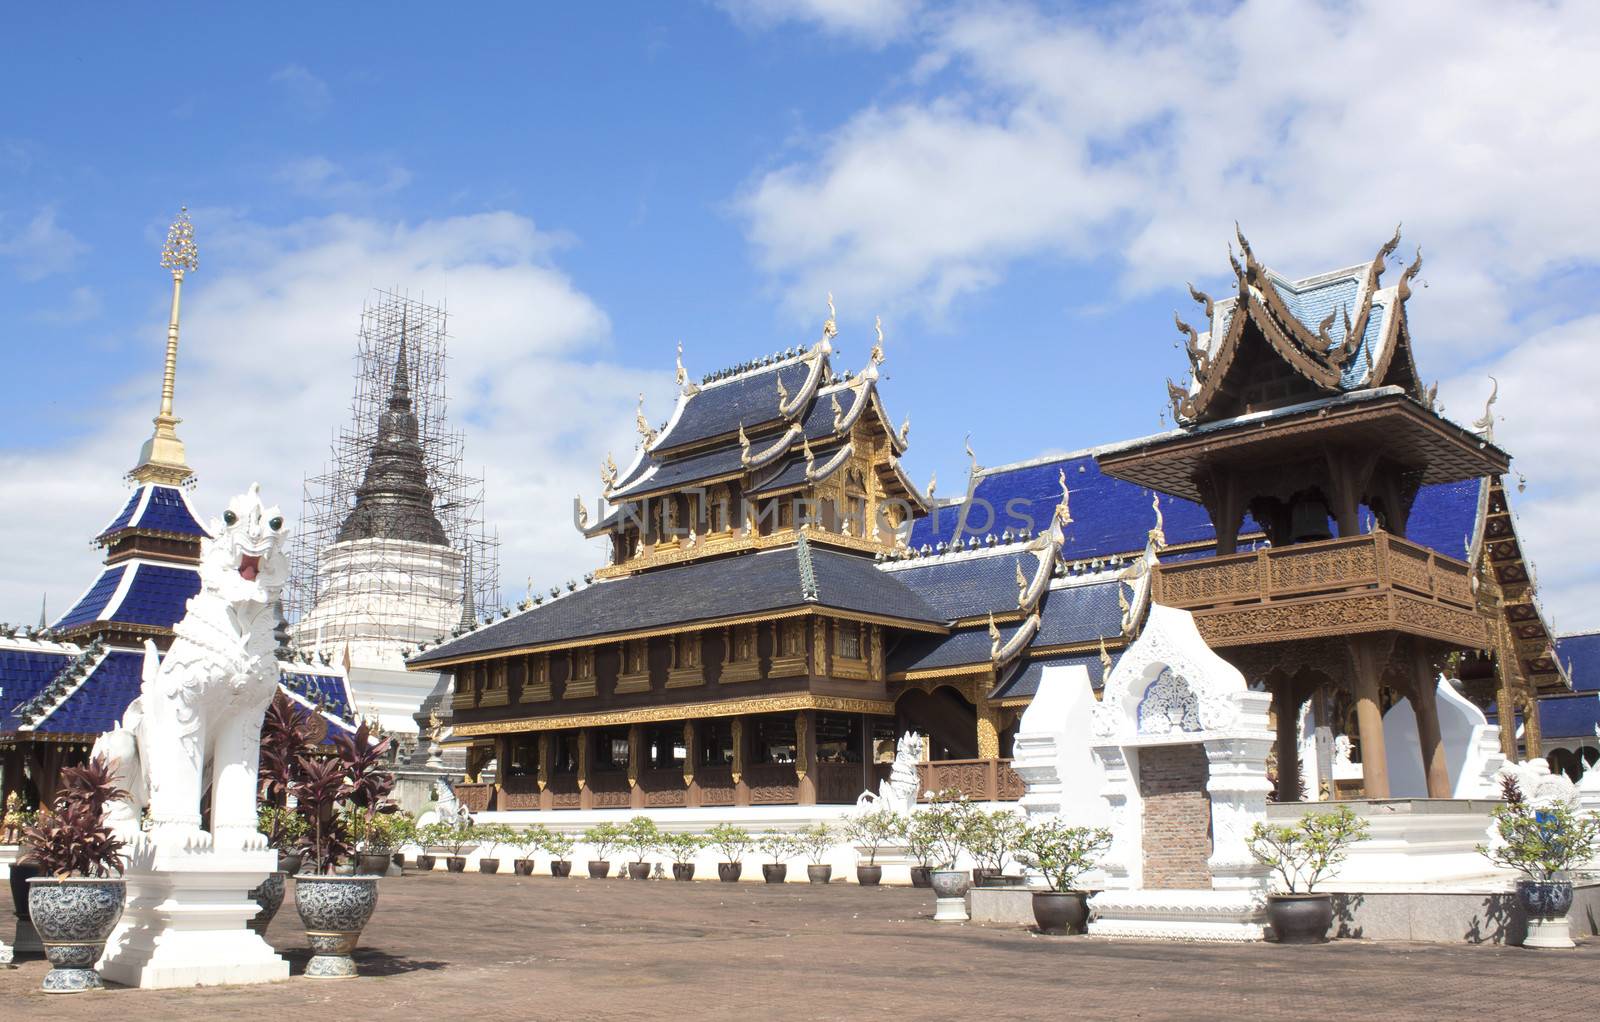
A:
1347;638;1391;799
1273;676;1302;802
796;711;817;806
538;733;553;812
860;713;873;797
578;727;593;811
976;698;1001;762
1409;648;1452;798
684;720;700;808
628;724;645;809
493;734;512;810
732;716;750;807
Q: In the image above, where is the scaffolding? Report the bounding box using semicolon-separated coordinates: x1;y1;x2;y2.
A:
287;290;501;642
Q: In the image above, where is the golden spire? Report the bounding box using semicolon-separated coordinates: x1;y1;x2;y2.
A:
132;207;199;485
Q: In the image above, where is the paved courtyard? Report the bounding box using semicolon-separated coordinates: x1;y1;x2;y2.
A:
4;871;1595;1020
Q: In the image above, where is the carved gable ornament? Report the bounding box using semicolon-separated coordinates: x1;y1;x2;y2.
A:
1094;604;1246;740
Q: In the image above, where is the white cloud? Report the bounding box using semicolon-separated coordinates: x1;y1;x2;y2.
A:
275;156;412;202
0;211;675;626
719;0;922;44
0;207;88;281
270;64;332;117
734;0;1600;628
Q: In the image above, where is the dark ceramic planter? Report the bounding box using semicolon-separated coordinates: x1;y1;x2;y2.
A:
278;851;304;875
294;875;379;979
1032;891;1089;935
359;853;392;876
763;863;788;884
1267;893;1333;944
513;858;536;876
588;860;611;879
446;856;467;873
856;865;883;886
247;870;287;937
717;862;743;883
28;877;125;993
9;860;40;918
627;862;652;881
1517;879;1575;919
415;854;437;871
909;866;933;888
672;863;696;882
480;858;501;875
391;852;405;868
806;864;832;884
551;860;572;878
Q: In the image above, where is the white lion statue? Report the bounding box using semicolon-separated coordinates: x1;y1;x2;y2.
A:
94;485;290;850
856;731;924;815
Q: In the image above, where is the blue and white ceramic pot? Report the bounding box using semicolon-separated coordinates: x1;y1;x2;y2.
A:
26;876;125;993
294;874;379;978
247;871;287;937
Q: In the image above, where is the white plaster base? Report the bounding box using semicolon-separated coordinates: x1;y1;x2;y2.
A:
97;841;287;989
1088;889;1266;942
1524;915;1575;949
933;895;969;922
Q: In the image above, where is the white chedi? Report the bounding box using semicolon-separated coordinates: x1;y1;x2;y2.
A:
94;485;289;850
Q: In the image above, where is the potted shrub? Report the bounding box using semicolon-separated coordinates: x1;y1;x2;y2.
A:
622;816;661;880
513;824;549;875
584;822;624;879
257;692;315;875
416;821;454;871
707;823;753;882
798;822;835;884
924;789;977;921
663;832;704;881
291;723;387;979
21;756;127;993
1016;819;1112;935
439;821;476;873
967;809;1026;887
1476;775;1600;948
843;807;901;886
1248;804;1369;944
902;809;938;888
758;832;795;883
544;829;576;877
477;823;513;874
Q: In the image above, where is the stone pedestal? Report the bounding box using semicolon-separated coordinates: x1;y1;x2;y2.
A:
97;835;287;989
0;844;36;958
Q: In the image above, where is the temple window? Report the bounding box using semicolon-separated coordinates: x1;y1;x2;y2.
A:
675;632;702;670
844;468;869;537
732;624;756;662
777;498;795;530
778;619;805;658
617;639;650;694
624;640;646;675
646;724;685;768
834;621;863;661
553;733;579;774
699;719;734;766
752;715;797;765
565;648;597;699
596;727;629;771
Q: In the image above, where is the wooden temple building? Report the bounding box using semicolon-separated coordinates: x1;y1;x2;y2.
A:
410;229;1569;812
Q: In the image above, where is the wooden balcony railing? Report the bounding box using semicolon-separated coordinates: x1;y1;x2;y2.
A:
917;759;1024;803
1150;532;1486;649
454;782;494;813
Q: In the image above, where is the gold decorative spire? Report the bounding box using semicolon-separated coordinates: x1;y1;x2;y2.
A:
132;207;199;485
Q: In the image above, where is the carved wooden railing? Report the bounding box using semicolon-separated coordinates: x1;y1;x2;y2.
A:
499;775;541;811
916;759;1023;803
1150;532;1482;647
454;782;494;813
639;768;688;808
588;770;632;808
548;775;580;809
696;765;736;806
814;761;868;804
746;763;799;805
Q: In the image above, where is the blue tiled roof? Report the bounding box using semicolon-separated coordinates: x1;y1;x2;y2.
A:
56;566;127;630
111;564;200;628
653;359;816;454
31;650;144;736
993;650;1119;700
912;452;1484;564
96;485;207;542
888;625;1013;674
281;671;356;723
1532;692;1600;740
1261;273;1386;391
1556;633;1600;694
882;550;1045;619
0;645;75;729
1035;581;1123;646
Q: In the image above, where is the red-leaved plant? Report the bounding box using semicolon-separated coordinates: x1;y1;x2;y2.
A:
21;756;128;879
258;692;316;849
292;721;398;874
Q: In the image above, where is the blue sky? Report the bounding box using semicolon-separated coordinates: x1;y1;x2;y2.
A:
4;1;1600;633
